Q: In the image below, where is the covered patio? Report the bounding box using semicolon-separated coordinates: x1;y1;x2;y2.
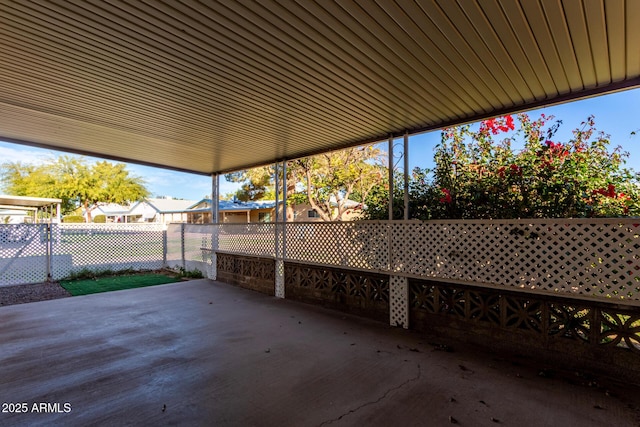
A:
2;1;640;425
2;280;639;426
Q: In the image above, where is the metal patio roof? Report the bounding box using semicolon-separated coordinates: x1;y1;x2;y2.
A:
1;1;639;175
0;195;62;209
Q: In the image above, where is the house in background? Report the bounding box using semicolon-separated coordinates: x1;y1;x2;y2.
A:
187;199;277;224
186;198;364;224
127;198;198;224
86;203;130;222
0;208;29;224
79;197;364;224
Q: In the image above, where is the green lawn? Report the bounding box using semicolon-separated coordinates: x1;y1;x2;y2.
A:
60;273;182;296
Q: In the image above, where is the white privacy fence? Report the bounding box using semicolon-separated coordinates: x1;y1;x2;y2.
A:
0;223;165;286
173;219;640;305
2;220;639;305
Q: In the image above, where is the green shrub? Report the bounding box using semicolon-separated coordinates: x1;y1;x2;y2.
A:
177;267;205;279
93;214;106;223
63;215;85;223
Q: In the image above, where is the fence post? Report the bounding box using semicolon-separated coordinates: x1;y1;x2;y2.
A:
388;222;409;329
181;223;186;271
162;227;167;268
46;224;52;282
274;161;285;298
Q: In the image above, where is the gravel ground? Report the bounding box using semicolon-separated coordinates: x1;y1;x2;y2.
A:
0;282;71;307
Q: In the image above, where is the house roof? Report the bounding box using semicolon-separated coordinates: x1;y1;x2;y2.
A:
190;198;360;212
1;1;638;175
142;198;199;213
91;203;131;215
189;199;277;213
0;195;62;209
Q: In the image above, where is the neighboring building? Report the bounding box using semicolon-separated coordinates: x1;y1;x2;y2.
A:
127;198;198;224
290;198;363;222
187;199;277;224
86;203;130;222
187;198;363;224
0;208;30;224
80;197;363;224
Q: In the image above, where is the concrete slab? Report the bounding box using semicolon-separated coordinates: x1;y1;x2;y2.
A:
0;279;639;426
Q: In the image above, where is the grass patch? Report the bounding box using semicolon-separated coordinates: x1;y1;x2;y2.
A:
60;273;182;296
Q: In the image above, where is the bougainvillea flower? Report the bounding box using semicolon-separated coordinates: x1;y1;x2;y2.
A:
439;188;452;204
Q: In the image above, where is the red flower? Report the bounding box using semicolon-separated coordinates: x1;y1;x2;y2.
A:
592;184;621;199
504;115;515;131
439;188;452;204
480;115;515;135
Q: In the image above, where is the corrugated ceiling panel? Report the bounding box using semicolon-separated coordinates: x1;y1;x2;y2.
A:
625;0;640;78
0;0;638;174
604;0;626;82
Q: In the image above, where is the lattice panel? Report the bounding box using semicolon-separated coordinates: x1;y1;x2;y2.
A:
0;224;49;286
284;222;389;271
183;224;215;278
389;275;408;328
600;311;640;351
165;223;183;269
51;224;165;280
284;262;389;321
392;219;640;304
216;223;276;257
409;279;640;355
275;259;284;298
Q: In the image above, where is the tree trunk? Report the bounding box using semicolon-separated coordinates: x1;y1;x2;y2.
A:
84;200;92;223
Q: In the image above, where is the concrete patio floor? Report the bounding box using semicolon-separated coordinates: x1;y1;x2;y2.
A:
1;279;639;427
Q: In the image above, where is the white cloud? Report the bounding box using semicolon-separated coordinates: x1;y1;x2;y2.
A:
0;143;56;165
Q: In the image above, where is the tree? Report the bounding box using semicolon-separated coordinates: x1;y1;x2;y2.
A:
365;113;640;220
224;145;385;221
1;156;149;221
225;167;276;201
289;146;385;221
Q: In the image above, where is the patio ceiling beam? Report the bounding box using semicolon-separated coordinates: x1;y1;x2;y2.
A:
0;1;639;175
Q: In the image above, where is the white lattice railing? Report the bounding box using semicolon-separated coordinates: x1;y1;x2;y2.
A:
284;221;389;272
216;223;277;257
3;219;639;305
389;219;640;302
52;223;165;279
179;219;640;305
0;224;49;286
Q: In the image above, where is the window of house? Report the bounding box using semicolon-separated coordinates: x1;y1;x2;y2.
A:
308;209;320;218
258;212;271;222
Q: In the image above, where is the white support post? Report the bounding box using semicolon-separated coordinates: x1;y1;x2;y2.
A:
389;275;409;328
388;135;394;221
403;131;409;220
387;133;410;329
212;174;219;224
277;160;287;298
211;174;219;280
274;162;284;297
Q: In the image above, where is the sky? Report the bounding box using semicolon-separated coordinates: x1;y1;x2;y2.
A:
1;88;639;202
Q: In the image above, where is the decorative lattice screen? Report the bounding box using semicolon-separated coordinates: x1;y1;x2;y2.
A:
284;221;389;272
51;224;165;279
0;224;49;286
183;224;214;277
391;219;640;303
216;223;276;257
60;219;640;305
165;223;183;269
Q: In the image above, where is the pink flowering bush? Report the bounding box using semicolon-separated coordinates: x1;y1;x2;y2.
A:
425;114;639;219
